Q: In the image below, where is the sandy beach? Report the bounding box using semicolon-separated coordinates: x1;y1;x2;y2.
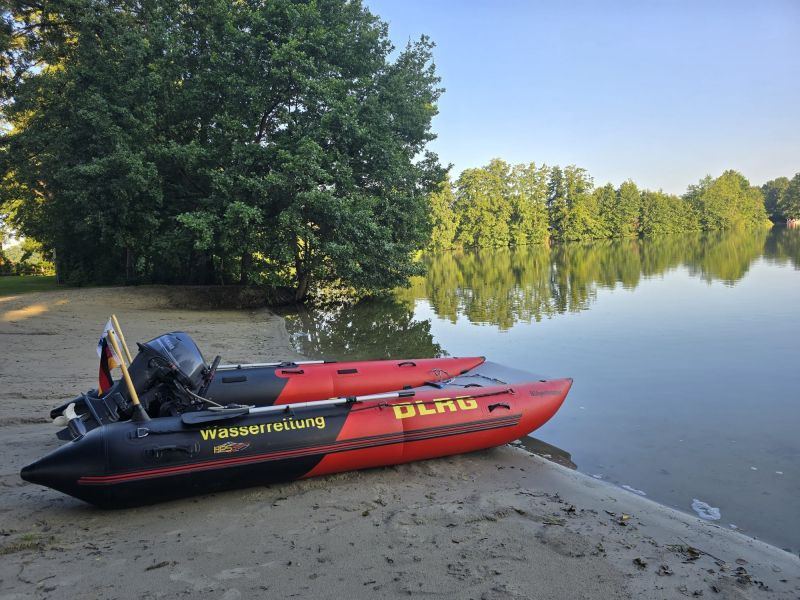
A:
1;287;797;600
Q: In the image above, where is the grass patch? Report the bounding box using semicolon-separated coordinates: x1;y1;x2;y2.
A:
0;532;53;555
0;275;59;297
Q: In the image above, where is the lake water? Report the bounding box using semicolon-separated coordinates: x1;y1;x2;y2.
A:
283;226;800;552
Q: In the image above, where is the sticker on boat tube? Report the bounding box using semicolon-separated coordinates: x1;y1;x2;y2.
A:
200;417;326;441
213;441;250;454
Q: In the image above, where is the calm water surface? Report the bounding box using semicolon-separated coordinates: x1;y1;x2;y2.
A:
283;227;800;551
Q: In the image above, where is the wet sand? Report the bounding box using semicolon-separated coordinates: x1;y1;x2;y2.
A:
1;288;798;599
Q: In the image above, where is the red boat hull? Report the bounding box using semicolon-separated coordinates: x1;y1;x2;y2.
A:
208;356;487;406
306;378;572;478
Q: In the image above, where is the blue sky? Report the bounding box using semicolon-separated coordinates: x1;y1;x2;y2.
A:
366;0;800;194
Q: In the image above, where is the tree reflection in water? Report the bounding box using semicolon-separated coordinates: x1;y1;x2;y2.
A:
284;227;798;355
283;297;445;360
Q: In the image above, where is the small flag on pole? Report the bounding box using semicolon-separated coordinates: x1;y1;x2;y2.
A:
97;318;121;395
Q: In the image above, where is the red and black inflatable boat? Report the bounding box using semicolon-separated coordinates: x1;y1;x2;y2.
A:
22;379;571;507
23;332;572;507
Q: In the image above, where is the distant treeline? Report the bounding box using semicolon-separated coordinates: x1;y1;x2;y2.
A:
428;160;799;249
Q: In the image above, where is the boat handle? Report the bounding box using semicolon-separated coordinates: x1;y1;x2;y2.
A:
488;403;511;412
398;361;417;367
280;369;305;375
147;443;200;459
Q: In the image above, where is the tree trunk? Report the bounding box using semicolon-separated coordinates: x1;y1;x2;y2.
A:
295;270;310;302
240;251;251;285
125;246;133;282
53;247;61;284
294;239;311;302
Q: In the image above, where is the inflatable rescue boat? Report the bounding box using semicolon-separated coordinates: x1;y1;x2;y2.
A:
22;331;572;507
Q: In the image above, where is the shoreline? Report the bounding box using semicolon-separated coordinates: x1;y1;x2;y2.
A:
1;287;797;599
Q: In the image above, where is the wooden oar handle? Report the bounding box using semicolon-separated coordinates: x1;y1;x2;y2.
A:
107;329;141;407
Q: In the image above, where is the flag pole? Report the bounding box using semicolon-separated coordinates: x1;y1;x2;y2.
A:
107;329;149;422
110;314;133;365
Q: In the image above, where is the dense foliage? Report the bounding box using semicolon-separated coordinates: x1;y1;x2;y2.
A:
0;0;443;298
429;161;776;249
763;173;800;221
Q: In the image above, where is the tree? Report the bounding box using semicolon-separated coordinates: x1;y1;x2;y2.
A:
509;162;549;245
778;173;800;220
547;166;567;236
615;180;641;236
428;177;458;250
557;165;602;241
455;159;512;247
640;190;696;235
684;170;768;230
593;183;617;234
594;181;639;237
1;0;444;299
762;177;790;220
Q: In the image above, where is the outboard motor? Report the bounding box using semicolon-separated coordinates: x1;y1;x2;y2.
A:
50;332;215;439
137;332;208;392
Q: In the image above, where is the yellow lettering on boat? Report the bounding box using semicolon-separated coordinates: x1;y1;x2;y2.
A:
416;401;437;416
393;404;416;419
435;399;457;413
457;397;478;410
198;417;327;443
392;396;481;420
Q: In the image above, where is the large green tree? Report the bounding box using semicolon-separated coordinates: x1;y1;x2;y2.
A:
778;173;800;220
546;166;567;236
508;162;549;245
615;180;641;236
455;159;512;247
762;176;790;220
639;190;697;235
593;181;639;237
1;0;444;299
428;177;458;250
555;165;603;241
593;183;617;234
684;170;768;230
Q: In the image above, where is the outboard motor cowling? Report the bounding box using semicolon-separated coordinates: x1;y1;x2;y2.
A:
139;332;208;392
